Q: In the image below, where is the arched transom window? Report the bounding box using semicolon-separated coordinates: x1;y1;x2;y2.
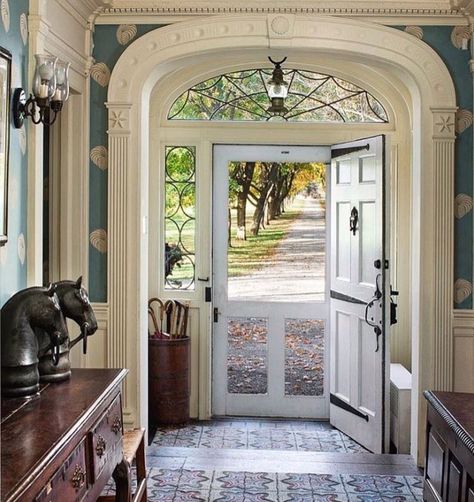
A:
168;68;389;123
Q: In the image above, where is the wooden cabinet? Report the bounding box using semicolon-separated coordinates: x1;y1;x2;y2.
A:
424;391;474;502
1;369;128;502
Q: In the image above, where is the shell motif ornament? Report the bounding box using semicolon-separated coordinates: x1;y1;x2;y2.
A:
90;229;108;254
456;109;473;134
17;233;26;265
90;62;111;87
454;278;473;304
1;0;10;32
20;13;27;45
451;26;471;49
404;26;423;39
455;193;473;219
90;145;108;170
117;24;137;45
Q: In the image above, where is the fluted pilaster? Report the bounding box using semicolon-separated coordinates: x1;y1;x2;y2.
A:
106;102;133;418
432;108;456;391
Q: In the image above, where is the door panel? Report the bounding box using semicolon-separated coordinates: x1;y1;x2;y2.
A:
329;135;389;453
212;144;331;418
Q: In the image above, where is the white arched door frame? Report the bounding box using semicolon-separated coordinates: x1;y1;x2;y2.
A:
106;14;456;463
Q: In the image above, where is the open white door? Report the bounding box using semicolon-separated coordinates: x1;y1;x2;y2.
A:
329;135;390;453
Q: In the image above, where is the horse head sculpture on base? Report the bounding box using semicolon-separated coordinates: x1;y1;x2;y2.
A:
1;285;69;398
37;276;98;383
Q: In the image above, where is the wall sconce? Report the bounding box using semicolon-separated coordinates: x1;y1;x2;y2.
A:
13;54;70;128
267;57;288;116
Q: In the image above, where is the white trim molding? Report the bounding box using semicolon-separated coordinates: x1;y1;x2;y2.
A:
453;309;474;393
105;14;456;464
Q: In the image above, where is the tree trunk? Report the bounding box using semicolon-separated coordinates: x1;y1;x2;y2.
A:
235;162;254;240
250;163;279;236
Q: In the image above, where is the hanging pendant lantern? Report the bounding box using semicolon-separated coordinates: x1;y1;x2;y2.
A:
267;57;288;116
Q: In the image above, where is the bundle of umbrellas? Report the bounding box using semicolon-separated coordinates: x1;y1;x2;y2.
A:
148;298;189;339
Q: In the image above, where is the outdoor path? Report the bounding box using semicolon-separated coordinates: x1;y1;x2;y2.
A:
228;196;325;302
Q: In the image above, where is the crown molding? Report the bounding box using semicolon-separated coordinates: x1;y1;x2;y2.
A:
92;0;470;24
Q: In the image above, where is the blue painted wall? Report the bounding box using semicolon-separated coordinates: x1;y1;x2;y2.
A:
0;0;29;307
88;23;474;308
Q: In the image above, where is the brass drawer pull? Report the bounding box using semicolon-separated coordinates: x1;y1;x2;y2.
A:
111;415;122;435
96;435;107;457
70;465;86;490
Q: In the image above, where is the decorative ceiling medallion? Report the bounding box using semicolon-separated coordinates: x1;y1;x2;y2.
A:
454;193;473;219
17;233;25;265
117;24;137;45
90;229;108;254
271;16;290;35
451;26;471;49
20;13;27;45
90;62;111;87
404;26;423;39
90;145;108;170
1;0;10;32
456;109;473;134
454;278;472;304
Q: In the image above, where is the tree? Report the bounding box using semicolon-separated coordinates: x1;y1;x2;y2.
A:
248;162;279;236
229;161;255;240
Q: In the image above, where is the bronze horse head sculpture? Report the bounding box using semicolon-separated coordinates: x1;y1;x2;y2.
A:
1;285;69;397
37;276;98;383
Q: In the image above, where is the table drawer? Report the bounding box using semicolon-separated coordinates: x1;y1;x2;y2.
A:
89;393;123;481
35;440;88;502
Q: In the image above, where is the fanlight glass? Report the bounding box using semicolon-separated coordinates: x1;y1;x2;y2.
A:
168;68;388;123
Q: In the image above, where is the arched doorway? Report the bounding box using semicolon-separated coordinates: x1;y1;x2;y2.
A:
106;14;456;463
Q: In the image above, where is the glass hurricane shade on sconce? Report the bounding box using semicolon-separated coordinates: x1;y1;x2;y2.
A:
267;57;289;115
13;54;70;128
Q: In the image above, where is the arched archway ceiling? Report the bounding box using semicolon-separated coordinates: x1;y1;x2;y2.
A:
168;68;389;123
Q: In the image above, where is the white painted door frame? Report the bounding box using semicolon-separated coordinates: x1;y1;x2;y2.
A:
107;14;456;464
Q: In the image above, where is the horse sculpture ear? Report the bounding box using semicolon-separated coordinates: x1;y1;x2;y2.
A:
75;276;83;289
46;283;57;296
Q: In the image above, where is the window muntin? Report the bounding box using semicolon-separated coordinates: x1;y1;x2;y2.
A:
164;146;196;290
168;69;388;123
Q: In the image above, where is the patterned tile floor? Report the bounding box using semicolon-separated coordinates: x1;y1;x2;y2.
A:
145;468;424;501
103;420;423;501
151;420;368;453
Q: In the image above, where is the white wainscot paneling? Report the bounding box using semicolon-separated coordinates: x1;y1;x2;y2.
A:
453;310;474;393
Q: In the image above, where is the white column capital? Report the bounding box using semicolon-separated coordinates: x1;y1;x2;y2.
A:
106;102;132;135
431;108;457;140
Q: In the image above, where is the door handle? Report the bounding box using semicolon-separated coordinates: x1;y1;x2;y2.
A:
364;274;383;351
213;307;221;323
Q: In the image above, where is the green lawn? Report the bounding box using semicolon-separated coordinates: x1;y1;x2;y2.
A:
228;199;303;277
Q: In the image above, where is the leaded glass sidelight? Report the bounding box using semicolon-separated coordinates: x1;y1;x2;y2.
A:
164;146;196;290
168;69;389;123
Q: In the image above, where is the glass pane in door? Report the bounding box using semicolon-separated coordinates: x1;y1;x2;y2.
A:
227;317;268;394
227;161;326;302
285;318;325;396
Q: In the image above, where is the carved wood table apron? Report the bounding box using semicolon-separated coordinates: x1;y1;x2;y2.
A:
423;391;474;502
1;368;128;502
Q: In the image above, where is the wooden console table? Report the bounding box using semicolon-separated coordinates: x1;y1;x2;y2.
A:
424;390;474;502
1;368;128;501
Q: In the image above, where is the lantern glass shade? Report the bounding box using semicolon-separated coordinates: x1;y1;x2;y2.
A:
268;81;288;99
52;60;70;102
32;54;57;100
